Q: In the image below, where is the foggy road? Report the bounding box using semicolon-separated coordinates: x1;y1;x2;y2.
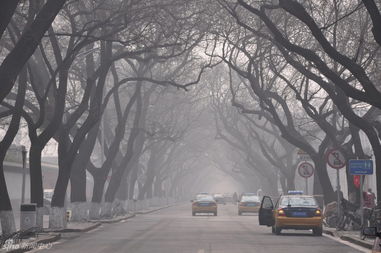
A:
37;204;366;253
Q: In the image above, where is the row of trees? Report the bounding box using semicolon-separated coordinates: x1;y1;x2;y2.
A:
205;0;381;205
0;0;216;234
1;0;381;236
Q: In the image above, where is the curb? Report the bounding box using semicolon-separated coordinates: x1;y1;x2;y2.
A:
90;214;135;224
135;205;172;215
43;222;102;233
323;229;373;250
340;235;373;249
36;233;61;244
323;229;336;237
61;222;102;233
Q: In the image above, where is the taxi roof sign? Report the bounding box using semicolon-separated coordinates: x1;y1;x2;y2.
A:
287;190;304;195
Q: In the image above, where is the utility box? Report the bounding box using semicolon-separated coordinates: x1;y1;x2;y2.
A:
20;204;37;230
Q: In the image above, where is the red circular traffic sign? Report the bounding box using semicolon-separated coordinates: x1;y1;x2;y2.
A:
326;149;346;169
298;162;314;178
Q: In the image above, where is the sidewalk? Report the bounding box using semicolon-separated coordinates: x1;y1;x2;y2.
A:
323;227;374;249
1;203;174;252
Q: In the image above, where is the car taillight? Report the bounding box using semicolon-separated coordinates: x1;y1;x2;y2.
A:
315;209;322;216
277;208;286;216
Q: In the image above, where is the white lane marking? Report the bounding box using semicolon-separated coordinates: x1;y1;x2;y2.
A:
197;249;205;253
323;234;370;253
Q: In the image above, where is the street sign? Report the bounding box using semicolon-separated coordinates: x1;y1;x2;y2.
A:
298;162;314;178
326;149;346;169
298;154;311;161
297;149;311;161
349;159;373;175
297;149;308;155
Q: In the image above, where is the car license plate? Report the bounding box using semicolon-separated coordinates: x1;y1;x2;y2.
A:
292;211;307;217
247;203;256;206
199;203;209;206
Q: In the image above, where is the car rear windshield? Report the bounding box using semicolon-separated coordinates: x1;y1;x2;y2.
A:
198;196;214;201
196;194;209;200
280;196;317;207
241;196;260;202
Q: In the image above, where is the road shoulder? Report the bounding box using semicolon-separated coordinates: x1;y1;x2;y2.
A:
323;228;373;252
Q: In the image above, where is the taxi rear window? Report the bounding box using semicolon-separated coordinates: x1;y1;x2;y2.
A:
280;196;317;207
197;195;214;201
241;196;260;202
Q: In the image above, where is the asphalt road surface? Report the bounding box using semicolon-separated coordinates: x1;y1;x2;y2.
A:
37;203;367;253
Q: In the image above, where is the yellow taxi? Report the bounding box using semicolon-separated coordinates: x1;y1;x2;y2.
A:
191;194;217;216
258;191;323;235
238;195;261;215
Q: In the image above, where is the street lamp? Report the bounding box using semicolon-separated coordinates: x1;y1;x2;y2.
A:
21;145;27;204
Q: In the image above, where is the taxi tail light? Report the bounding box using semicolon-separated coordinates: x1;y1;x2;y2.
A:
315;209;322;216
277;208;286;216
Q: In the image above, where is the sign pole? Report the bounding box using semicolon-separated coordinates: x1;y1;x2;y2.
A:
360;175;364;228
305;178;308;195
336;169;340;230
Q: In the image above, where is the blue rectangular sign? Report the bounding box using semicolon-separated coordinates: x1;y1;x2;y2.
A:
349;160;373;175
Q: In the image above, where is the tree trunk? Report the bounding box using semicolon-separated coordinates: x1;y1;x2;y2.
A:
154;177;163;198
139;165;155;200
313;158;335;203
128;167;138;200
279;174;287;194
0;0;20;39
89;172;106;220
115;171;129;201
0;67;26;234
104;165;126;203
0;163;15;234
91;172;107;203
313;169;324;207
70;162;87;203
69;125;100;203
29;143;44;227
69;124;100;221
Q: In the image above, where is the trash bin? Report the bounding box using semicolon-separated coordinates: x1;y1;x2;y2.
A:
20;204;37;230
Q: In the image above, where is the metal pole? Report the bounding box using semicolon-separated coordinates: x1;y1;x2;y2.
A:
336;169;341;230
360;175;364;228
101;116;104;164
21;146;27;204
305;178;308;195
